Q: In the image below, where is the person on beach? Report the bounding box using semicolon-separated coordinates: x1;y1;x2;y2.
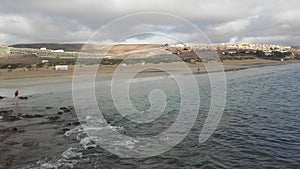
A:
14;90;19;103
198;68;200;73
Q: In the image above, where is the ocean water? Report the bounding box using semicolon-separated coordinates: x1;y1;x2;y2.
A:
69;63;300;168
2;63;300;168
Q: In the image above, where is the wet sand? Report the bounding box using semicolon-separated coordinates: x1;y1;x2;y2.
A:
0;104;80;169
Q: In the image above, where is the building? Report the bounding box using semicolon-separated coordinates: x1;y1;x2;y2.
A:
51;49;64;53
55;65;68;70
42;60;49;63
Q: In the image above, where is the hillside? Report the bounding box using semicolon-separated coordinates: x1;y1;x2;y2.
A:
292;46;300;50
9;43;164;56
10;43;85;52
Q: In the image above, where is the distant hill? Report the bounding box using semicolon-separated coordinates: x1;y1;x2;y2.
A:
9;43;163;56
10;43;85;52
292;46;300;50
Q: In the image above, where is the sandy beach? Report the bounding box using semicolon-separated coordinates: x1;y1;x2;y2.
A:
1;59;299;88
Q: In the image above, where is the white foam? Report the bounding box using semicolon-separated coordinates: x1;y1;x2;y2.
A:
76;132;89;141
86;125;123;131
130;75;171;83
85;115;94;120
80;137;97;149
40;163;58;169
62;148;82;159
63;163;74;168
111;138;139;150
64;126;83;137
36;159;79;169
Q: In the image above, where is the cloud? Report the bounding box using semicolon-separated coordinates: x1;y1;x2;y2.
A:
214;15;259;34
0;0;300;45
214;18;251;33
120;36;177;44
228;37;238;44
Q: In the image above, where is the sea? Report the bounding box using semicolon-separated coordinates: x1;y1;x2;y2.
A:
1;63;300;169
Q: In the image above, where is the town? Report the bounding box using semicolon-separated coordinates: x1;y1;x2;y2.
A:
0;42;299;71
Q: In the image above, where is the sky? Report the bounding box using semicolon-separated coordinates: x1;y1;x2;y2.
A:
1;0;300;45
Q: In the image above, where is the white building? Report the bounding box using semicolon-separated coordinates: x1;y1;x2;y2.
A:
55;65;68;70
42;60;49;63
51;49;64;53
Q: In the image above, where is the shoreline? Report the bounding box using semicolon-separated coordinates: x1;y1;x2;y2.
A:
0;59;299;88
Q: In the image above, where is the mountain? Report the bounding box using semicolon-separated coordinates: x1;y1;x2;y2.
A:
10;43;85;52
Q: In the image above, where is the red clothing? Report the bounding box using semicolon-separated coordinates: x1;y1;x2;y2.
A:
14;90;18;97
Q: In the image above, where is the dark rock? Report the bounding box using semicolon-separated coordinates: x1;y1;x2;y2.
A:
62;128;70;132
65;122;72;126
45;106;53;110
48;116;60;121
10;127;25;133
72;121;80;125
57;112;63;115
19;96;28;100
0;96;6;99
12;127;18;132
0;110;22;121
21;114;44;118
65;121;80;126
5;116;20;121
0;127;25;133
55;128;70;135
60;107;70;112
60;107;67;110
0;110;13;115
64;109;70;112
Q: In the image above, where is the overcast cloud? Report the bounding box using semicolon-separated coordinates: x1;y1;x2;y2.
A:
1;0;300;45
